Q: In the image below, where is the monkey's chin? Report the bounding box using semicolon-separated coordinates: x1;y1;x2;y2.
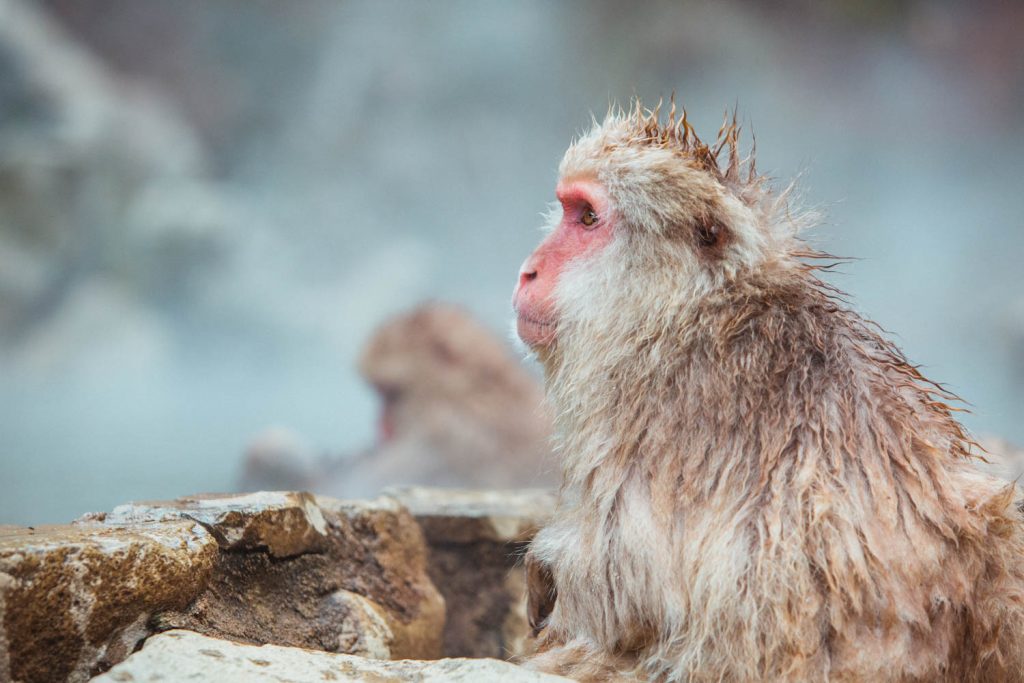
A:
516;314;556;350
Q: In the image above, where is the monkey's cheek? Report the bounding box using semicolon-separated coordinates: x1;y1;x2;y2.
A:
516;316;556;349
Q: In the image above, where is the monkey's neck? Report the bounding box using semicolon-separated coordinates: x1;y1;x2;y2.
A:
544;269;972;515
544;294;713;501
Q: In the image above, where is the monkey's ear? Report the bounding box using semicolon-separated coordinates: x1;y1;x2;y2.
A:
694;215;726;251
696;218;720;246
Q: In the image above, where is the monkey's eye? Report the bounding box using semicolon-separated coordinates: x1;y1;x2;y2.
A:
377;383;401;404
580;206;599;228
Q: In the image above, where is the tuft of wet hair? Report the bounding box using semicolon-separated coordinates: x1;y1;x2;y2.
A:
611;96;765;205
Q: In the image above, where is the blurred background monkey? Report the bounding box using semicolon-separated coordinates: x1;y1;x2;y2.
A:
241;302;556;496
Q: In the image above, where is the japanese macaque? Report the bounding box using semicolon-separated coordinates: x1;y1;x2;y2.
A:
340;302;556;494
513;101;1024;682
239;426;318;492
239;303;556;497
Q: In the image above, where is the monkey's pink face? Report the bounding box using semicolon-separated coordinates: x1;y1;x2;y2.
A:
513;179;615;349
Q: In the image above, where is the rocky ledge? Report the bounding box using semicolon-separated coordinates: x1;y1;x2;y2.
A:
0;488;560;683
93;629;567;683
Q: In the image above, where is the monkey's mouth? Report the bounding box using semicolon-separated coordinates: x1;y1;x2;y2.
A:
516;312;556;346
518;312;555;328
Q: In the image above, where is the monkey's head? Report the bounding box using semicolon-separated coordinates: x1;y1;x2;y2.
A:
513;102;801;359
359;302;547;445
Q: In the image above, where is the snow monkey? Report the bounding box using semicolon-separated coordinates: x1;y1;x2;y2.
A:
512;101;1024;682
354;302;556;492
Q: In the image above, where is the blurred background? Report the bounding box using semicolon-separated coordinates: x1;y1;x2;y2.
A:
0;0;1021;525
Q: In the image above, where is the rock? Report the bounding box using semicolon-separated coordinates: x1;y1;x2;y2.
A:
387;487;555;659
105;491;330;559
394;487;554;545
126;493;444;662
328;590;394;659
317;495;445;660
0;492;444;682
0;488;553;680
91;629;570;682
0;518;218;683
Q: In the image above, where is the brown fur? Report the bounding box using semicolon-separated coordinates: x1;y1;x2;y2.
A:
348;302;556;493
521;102;1024;682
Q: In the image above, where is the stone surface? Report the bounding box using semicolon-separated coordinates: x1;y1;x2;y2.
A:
387;487;554;659
0;492;444;683
0;488;553;681
0;519;217;683
105;491;331;559
153;494;445;663
91;629;570;682
393;487;554;545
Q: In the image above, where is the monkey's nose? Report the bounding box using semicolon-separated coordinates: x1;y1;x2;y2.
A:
518;267;538;289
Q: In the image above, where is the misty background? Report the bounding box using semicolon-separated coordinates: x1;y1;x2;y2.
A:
1;0;1021;525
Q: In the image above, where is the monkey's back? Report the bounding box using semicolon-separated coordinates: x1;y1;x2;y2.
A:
530;274;1024;682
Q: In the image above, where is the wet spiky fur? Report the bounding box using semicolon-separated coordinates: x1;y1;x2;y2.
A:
522;101;1024;682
